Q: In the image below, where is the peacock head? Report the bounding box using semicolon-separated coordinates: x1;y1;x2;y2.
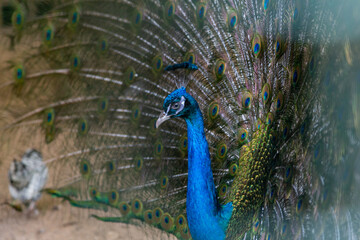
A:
156;87;197;128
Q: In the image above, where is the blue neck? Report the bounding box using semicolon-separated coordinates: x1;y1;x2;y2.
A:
184;103;232;240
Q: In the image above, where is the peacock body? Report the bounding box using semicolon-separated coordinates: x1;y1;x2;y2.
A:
1;0;360;239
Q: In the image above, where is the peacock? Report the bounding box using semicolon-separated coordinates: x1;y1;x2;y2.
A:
1;0;360;239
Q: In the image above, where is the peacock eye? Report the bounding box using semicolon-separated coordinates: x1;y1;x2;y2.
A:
171;102;180;110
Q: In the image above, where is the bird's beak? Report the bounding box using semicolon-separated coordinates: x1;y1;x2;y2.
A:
156;112;171;128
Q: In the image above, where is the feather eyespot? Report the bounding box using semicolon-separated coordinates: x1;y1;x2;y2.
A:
284;166;292;182
12;9;25;30
17;68;23;79
229;163;238;176
132;9;142;27
72;12;78;23
275;92;284;111
175;214;186;229
147;211;153;219
196;3;207;21
152;55;163;73
208;102;220;120
70;55;81;70
153;207;163;224
135;13;141;24
276;41;280;53
275;34;286;58
68;7;80;29
101;40;107;51
296;198;304;214
179;135;188;152
108;162;114;171
262;83;271;104
263;0;270;11
98;38;109;54
134;156;143;171
154;140;163;156
165;1;176;19
89;187;98;199
244;97;251;107
131;105;141;122
46;30;51;40
219;184;228;197
230;16;237;28
291;65;301;86
266;233;272;240
161;213;174;231
144;210;154;224
105;161;116;174
119;202;130;216
240;91;252;109
268;186;276;203
14;65;25;85
293;7;299;21
181;225;191;239
252;218;260;233
43;24;55;45
227;10;238;30
129;71;134;81
280;223;288;236
292;69;299;84
15;13;23;25
252;33;263;58
214;59;226;80
238;128;248;144
216;143;228;160
73;57;78;67
124;67;136;86
78;118;88;135
184;52;196;64
168;5;174;16
123;204;128;210
132;199;143;215
266;112;274;125
160;176;169;189
44;108;55;126
80;160;91;177
98;98;109;113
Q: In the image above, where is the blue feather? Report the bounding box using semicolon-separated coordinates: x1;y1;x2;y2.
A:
162;88;233;240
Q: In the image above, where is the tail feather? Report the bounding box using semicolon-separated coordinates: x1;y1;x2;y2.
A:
1;0;359;239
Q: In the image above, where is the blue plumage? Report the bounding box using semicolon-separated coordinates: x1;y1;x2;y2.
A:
158;88;233;239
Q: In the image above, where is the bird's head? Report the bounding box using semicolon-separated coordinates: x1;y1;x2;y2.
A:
156;87;197;128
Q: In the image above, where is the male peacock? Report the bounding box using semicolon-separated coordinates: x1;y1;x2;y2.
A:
1;0;360;239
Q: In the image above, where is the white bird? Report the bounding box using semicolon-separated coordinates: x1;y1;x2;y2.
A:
8;149;48;214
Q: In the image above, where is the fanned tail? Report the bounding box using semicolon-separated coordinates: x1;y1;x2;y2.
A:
1;0;359;239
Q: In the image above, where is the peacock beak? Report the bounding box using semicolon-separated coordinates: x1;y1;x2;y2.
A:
156;112;171;128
